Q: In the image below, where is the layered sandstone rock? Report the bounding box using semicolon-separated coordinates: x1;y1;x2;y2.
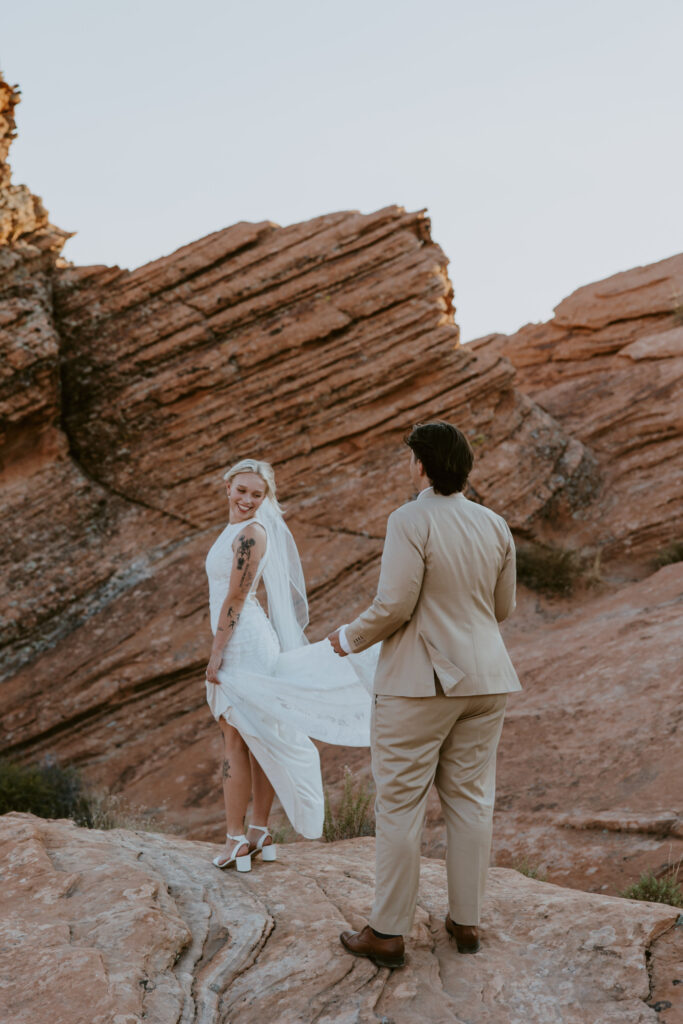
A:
1;68;681;913
1;217;601;851
2;98;595;781
473;254;683;563
1;814;680;1024
0;77;178;695
0;78;71;484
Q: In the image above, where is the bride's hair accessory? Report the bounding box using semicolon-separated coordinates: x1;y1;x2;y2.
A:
221;457;308;652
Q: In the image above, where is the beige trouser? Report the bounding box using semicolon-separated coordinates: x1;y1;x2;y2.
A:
369;688;507;936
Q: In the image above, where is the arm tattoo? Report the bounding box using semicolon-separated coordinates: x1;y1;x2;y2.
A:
236;535;255;571
226;606;239;631
222;759;231;780
237;535;257;588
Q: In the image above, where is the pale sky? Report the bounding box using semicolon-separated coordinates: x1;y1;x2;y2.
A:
3;0;682;340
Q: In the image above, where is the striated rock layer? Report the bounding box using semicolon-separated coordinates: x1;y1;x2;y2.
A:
1;135;597;769
1;69;682;907
1;814;680;1024
0;77;71;485
472;253;683;563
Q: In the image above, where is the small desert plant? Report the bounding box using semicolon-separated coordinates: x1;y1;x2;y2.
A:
0;757;157;831
83;790;159;832
512;856;547;881
269;822;295;845
0;757;92;824
516;541;582;596
653;540;683;568
323;767;375;842
619;861;682;907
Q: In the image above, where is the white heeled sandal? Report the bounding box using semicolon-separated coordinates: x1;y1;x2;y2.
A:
248;825;277;862
212;833;252;872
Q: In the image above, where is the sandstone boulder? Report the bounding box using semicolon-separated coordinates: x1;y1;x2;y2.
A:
1;814;679;1024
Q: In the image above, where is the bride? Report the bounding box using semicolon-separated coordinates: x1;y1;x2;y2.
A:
205;458;375;871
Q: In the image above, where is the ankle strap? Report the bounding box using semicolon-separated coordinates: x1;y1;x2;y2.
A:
248;825;270;834
226;832;248;843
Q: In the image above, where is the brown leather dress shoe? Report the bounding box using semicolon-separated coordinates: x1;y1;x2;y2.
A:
445;915;481;954
339;925;406;968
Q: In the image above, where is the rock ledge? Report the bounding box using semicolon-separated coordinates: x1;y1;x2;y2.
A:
0;814;680;1024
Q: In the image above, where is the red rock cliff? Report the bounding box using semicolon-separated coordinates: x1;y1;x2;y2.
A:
1;73;681;902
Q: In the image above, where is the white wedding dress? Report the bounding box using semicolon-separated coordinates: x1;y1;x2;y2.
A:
205;518;376;838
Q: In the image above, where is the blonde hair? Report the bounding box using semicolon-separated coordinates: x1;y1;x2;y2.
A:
222;458;282;513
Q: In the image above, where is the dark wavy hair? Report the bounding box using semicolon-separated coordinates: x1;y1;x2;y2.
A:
405;421;474;495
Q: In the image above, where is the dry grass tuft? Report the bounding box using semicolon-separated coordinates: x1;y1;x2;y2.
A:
323;767;375;842
511;856;547;881
269;823;296;845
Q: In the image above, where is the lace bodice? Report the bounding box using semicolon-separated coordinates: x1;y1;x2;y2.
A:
205;518;268;634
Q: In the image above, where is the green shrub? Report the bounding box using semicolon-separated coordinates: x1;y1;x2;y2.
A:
0;758;93;825
512;856;547;881
323;767;375;842
515;541;582;596
619;864;682;907
0;757;156;831
653;540;683;568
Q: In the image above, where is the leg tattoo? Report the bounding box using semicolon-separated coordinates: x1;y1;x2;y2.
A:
222;759;231;780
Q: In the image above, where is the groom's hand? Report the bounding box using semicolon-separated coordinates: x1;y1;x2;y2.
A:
328;628;348;657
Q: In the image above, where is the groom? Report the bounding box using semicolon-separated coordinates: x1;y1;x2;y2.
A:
329;420;521;969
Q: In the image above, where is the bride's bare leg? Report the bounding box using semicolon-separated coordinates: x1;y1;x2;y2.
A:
248;752;275;848
218;718;251;857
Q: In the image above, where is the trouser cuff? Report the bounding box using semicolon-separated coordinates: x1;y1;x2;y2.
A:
448;904;480;926
369;914;408;937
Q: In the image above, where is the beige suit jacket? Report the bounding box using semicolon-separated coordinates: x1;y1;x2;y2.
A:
346;487;521;697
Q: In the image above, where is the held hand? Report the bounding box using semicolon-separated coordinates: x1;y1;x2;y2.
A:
206;649;224;684
328;628;348;657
